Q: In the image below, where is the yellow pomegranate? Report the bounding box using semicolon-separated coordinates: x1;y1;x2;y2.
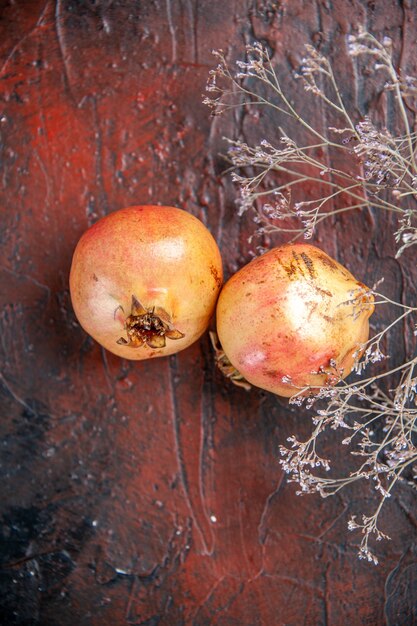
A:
216;243;374;397
70;205;223;359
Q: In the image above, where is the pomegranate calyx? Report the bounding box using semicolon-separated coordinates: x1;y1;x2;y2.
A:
117;295;185;349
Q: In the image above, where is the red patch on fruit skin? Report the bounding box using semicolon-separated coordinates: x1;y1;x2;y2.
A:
235;332;321;388
263;368;285;381
259;347;338;391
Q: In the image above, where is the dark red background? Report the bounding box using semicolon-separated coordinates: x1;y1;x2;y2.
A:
1;1;416;624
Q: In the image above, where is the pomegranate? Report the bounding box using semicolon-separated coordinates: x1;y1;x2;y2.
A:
70;205;223;359
215;243;374;397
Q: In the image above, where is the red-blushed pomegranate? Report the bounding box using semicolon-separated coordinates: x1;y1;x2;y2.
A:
70;205;223;359
216;243;374;397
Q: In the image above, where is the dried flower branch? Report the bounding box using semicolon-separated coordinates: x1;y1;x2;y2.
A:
204;30;417;257
205;31;417;563
278;290;416;564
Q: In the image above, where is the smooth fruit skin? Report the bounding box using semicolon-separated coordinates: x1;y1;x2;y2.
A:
70;205;223;359
216;243;374;397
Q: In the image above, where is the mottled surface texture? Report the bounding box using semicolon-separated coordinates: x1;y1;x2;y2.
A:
1;1;416;624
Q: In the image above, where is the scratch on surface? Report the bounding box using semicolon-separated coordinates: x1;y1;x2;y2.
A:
54;0;77;104
399;3;417;127
185;0;198;64
197;345;217;556
314;0;338;222
32;44;59;204
2;548;72;570
249;473;285;581
192;576;246;621
238;487;257;577
33;149;53;209
316;501;349;540
100;346;116;395
214;183;226;254
322;559;331;626
198;397;215;556
397;496;417;530
0;0;49;78
0;265;51;298
257;471;285;544
191;575;226;621
165;0;177;63
0;372;34;414
262;571;325;597
275;529;356;558
167;358;211;555
91;97;110;216
125;575;140;623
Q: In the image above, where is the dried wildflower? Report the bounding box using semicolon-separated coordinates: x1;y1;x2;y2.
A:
354;117;404;185
279;290;417;563
205;32;417;257
205;31;417;563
